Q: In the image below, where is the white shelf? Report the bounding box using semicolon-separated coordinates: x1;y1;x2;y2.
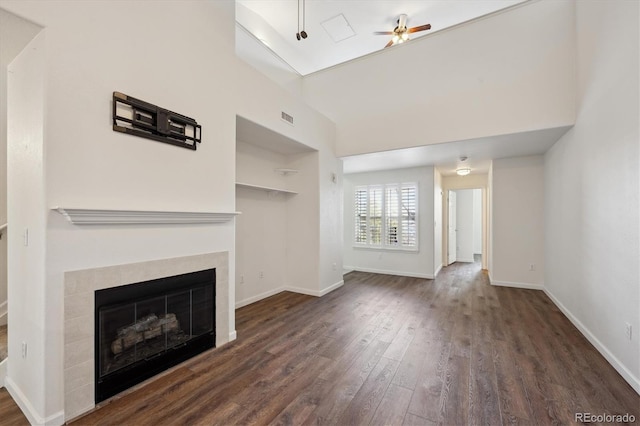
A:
54;208;240;225
236;182;298;195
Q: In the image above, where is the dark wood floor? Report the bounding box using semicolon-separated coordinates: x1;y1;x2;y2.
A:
27;261;640;424
0;388;28;425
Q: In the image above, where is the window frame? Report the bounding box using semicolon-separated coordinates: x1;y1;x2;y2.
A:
353;182;419;252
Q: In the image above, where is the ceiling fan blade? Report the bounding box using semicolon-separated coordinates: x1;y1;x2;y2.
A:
374;31;395;35
384;39;394;48
408;23;431;33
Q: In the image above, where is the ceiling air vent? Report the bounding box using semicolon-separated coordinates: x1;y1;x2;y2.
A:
281;111;294;126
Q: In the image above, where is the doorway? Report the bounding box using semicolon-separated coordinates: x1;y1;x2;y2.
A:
444;188;486;268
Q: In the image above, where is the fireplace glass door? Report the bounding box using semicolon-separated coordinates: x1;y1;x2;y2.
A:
95;268;215;402
98;286;212;377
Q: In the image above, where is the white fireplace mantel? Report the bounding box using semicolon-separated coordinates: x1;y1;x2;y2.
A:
54;207;240;225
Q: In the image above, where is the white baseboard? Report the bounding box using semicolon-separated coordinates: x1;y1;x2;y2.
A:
544;288;640;395
235;287;285;309
343;266;434;280
434;264;443;277
0;359;6;388
228;330;237;342
456;258;476;263
318;280;344;297
5;376;65;425
235;280;344;309
490;278;544;291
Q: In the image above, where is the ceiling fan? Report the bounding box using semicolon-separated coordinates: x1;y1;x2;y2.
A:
374;14;431;48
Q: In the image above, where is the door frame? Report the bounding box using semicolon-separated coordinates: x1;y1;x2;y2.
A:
442;185;488;271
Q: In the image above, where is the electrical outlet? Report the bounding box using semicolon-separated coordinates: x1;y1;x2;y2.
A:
239;275;244;284
625;323;632;340
259;272;264;279
22;341;27;358
529;264;535;271
332;263;337;271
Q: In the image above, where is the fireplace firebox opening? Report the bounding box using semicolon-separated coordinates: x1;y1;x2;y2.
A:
95;268;215;402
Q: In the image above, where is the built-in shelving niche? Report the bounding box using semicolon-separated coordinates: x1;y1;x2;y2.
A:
235;116;318;309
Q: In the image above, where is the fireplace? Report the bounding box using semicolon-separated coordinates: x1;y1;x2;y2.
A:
94;268;215;402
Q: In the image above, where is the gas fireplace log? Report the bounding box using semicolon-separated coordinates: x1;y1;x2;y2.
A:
111;313;180;355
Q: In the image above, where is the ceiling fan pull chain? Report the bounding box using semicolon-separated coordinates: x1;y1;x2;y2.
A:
301;0;308;39
296;0;301;40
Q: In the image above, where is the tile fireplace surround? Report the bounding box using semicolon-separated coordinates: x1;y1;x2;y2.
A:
63;252;231;420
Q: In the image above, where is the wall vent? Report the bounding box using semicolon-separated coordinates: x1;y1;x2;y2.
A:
281;111;294;126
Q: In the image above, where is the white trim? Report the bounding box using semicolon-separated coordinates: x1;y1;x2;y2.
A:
228;330;237;341
318;280;344;297
544;288;640;395
5;376;65;425
0;359;6;388
490;279;544;290
456;258;476;263
54;208;240;225
235;280;345;309
343;266;434;280
235;287;285;309
434;263;443;277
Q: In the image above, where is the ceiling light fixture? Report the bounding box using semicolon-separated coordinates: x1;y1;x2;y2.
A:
456;156;471;176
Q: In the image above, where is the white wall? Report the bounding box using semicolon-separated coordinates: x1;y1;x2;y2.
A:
454;189;475;263
303;0;575;157
545;0;639;392
344;167;435;279
235;141;288;307
472;189;482;254
433;169;443;275
488;164;494;274
0;0;342;423
234;46;342;296
6;31;47;420
0;9;41;327
491;155;544;288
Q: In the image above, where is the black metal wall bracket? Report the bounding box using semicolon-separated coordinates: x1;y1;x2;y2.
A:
112;91;202;150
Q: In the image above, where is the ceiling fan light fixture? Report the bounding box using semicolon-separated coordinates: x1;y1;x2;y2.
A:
401;33;409;40
456;168;471;176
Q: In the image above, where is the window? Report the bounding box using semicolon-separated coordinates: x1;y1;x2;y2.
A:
354;183;418;250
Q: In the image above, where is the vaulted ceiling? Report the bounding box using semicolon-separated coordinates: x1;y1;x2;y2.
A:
236;0;527;75
235;0;572;176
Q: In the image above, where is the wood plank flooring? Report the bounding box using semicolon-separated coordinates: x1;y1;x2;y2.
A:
0;388;28;425
9;260;638;425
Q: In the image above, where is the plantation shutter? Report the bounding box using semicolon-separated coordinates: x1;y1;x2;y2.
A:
369;187;383;245
354;187;368;244
353;182;418;249
385;185;399;246
400;185;417;247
